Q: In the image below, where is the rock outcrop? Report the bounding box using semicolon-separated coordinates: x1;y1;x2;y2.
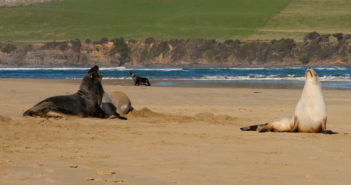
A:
1;32;351;66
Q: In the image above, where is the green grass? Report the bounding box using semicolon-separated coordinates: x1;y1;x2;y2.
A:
0;0;291;41
249;0;351;41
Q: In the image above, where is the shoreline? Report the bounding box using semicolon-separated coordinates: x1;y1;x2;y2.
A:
2;77;351;90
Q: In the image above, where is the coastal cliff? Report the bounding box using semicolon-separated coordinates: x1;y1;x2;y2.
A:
1;32;351;67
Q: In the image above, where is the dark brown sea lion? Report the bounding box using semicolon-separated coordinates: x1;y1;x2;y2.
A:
23;65;125;119
129;71;151;86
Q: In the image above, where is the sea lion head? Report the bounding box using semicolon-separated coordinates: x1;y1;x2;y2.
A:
305;67;320;84
87;65;103;81
79;65;104;103
129;71;135;77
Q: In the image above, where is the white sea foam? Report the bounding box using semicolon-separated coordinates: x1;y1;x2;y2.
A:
315;67;347;71
65;75;351;82
0;67;91;71
126;68;184;71
189;75;351;81
99;67;127;71
0;67;184;71
100;67;184;71
228;67;266;70
227;66;304;71
2;66;351;83
102;77;132;80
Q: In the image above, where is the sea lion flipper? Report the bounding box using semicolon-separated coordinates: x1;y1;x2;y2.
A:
321;117;327;133
240;123;270;132
319;117;336;134
290;116;299;132
322;130;338;134
23;101;53;117
111;113;127;120
240;125;258;131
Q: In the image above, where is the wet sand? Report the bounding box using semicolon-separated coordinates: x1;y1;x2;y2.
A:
1;78;351;185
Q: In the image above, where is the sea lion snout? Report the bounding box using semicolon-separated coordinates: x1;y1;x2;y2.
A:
88;65;99;73
305;68;315;78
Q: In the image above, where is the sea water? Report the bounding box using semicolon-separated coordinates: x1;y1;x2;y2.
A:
0;66;351;89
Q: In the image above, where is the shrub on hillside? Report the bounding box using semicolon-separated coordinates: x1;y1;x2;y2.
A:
333;33;344;41
150;41;170;58
41;41;58;50
111;37;130;65
1;43;17;53
23;44;33;54
145;37;156;45
299;51;311;64
266;39;296;61
58;41;68;51
169;39;187;61
94;37;108;45
85;39;92;44
70;39;81;53
304;32;320;42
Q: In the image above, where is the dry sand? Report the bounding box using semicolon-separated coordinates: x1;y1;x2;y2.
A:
0;78;351;185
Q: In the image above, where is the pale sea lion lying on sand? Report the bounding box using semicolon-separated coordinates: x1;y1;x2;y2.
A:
102;91;133;115
241;67;337;134
101;92;128;119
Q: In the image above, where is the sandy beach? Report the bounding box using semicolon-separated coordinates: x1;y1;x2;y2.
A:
1;78;351;185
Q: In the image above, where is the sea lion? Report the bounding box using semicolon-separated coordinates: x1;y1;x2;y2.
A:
101;92;127;119
240;67;336;134
129;71;151;86
23;65;125;120
108;91;134;115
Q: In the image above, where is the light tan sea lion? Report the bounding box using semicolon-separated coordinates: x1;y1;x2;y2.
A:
101;92;127;119
241;67;336;134
108;91;134;115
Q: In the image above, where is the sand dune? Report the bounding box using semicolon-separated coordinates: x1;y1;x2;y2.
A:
1;78;351;185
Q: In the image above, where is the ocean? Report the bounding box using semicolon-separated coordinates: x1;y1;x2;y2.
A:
1;66;351;89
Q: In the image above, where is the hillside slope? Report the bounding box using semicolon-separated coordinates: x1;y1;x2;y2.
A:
250;0;351;41
0;0;290;41
0;0;58;7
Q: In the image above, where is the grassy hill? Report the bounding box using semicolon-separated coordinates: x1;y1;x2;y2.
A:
249;0;351;41
0;0;290;41
1;0;351;41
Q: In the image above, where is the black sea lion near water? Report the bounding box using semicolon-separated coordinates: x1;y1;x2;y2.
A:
23;65;125;120
240;67;337;134
129;71;151;86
